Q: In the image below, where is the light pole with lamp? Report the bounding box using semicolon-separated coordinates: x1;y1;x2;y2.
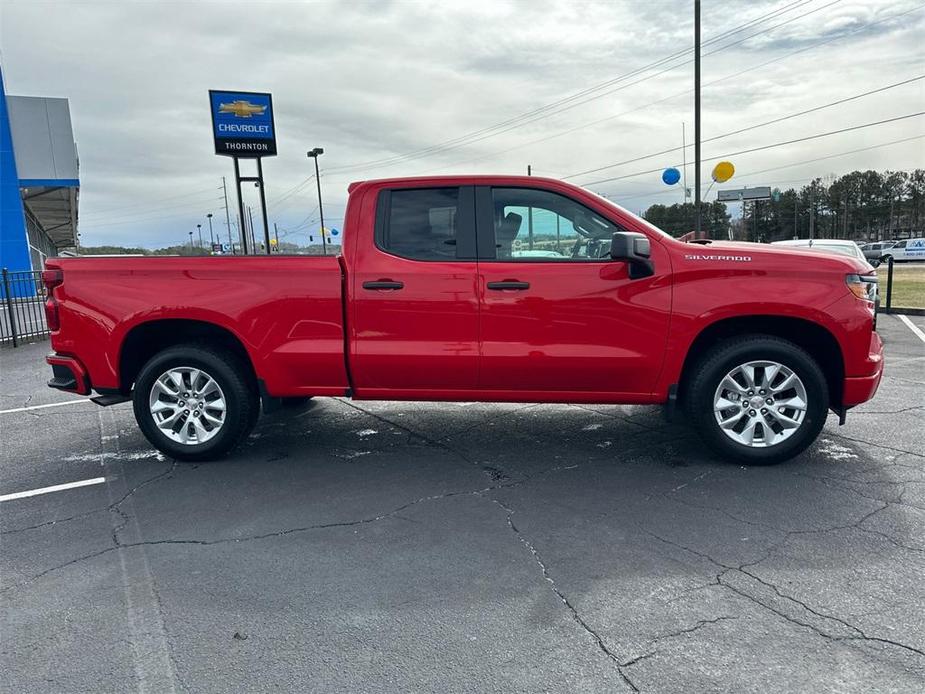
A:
307;147;326;255
196;224;203;254
188;230;194;254
206;213;214;248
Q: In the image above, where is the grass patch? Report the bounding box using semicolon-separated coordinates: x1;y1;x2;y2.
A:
884;264;925;309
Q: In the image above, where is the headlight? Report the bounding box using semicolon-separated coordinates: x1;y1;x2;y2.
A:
846;273;878;303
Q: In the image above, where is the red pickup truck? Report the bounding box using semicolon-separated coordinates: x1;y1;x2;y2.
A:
43;175;882;464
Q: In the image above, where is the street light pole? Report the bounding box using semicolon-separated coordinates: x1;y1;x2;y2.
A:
307;147;326;255
207;213;214;247
197;224;203;253
188;230;193;254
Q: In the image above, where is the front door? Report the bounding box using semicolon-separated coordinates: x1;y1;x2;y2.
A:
475;185;671;395
350;185;480;392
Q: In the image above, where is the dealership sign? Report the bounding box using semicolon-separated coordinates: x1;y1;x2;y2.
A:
209;90;276;157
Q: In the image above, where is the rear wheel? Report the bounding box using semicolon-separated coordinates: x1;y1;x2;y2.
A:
133;344;258;461
686;336;828;465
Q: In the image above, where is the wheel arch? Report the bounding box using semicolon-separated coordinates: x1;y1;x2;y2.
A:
118;319;257;394
677;315;845;408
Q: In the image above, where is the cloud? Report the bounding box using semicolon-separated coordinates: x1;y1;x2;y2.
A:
1;0;922;248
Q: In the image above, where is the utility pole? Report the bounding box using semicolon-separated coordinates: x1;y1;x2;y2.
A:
682;122;689;203
694;0;702;239
794;193;798;238
247;206;257;253
809;184;815;240
222;177;234;253
273;222;280;252
527;164;532;176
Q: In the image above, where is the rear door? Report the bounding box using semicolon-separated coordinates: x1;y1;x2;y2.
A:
349;185;480;391
475;185;671;395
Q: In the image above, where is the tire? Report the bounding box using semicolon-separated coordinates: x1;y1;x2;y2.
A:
881;254;893;263
686;335;828;465
132;343;258;462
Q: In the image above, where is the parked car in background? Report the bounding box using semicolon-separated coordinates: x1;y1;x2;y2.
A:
860;241;896;262
772;238;879;308
771;238;870;265
881;237;925;262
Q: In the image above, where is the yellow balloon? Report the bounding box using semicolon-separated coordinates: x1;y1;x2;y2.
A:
712;161;735;183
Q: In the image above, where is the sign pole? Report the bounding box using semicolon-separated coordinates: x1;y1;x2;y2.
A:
233;157;249;254
256;157;272;256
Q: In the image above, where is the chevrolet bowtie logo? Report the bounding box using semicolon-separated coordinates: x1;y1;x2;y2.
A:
219;100;267;118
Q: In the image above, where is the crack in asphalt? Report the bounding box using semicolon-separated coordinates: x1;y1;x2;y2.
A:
644;530;925;661
823;431;924;459
1;480;526;594
667;471;925;555
849;405;924;415
489;496;640;692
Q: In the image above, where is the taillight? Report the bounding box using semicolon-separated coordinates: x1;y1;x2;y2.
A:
42;269;63;331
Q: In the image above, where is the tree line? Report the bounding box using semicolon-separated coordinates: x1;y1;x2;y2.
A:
643;169;924;242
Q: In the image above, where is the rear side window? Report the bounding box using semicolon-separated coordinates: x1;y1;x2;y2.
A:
378;188;461;260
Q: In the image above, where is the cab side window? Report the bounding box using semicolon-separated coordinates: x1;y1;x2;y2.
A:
490;187;622;261
377;188;461;261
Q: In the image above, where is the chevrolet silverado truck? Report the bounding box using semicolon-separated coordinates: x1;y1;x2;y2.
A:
43;175;883;464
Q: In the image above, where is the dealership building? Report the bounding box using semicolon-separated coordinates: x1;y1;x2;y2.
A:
0;67;79;274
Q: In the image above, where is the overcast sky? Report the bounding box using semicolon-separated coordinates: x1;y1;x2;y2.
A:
2;0;923;249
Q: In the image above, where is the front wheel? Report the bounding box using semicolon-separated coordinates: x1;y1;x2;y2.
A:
686;336;828;465
132;344;258;461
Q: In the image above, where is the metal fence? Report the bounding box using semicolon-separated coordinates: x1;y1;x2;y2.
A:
1;268;48;347
880;257;925;316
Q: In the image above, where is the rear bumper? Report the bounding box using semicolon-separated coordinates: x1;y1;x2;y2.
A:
46;354;91;396
842;331;883;407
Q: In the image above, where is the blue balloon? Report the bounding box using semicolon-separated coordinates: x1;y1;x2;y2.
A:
662;168;681;185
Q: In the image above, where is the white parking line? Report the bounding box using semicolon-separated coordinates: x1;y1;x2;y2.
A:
0;477;106;502
0;399;90;415
897;314;925;344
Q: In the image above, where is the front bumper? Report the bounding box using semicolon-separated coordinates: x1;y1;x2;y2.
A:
47;354;91;395
842;331;883;407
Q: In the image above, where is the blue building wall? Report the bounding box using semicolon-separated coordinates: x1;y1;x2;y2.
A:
0;66;32;274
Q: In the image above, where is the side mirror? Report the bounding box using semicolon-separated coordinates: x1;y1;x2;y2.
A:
610;231;654;279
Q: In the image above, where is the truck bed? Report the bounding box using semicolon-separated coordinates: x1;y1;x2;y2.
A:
46;255;349;397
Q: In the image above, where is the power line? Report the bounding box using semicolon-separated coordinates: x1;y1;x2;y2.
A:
424;3;925;175
564;75;925;180
597;134;925;203
80;197;225;228
324;0;834;173
81;186;221;218
81;194;226;223
580;112;925;187
268;174;315;210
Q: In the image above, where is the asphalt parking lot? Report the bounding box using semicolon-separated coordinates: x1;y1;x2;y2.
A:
1;314;923;693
